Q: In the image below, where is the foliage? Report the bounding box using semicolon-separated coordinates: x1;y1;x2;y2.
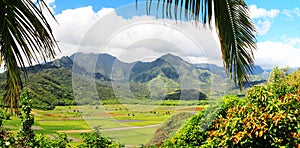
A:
0;52;262;110
0;91;72;148
78;126;123;148
204;68;300;147
144;0;257;88
164;89;207;100
158;67;300;147
35;133;72;148
162;95;243;147
2;91;125;147
147;112;193;146
0;0;58;113
16;91;36;147
284;68;300;89
0;109;14;147
267;67;288;85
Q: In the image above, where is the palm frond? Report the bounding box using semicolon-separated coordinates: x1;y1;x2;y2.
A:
0;0;58;113
144;0;256;89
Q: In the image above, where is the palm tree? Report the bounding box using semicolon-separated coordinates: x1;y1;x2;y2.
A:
0;0;57;113
1;0;255;113
144;0;256;88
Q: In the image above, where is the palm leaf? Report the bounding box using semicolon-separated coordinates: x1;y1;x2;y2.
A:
0;0;58;113
144;0;256;89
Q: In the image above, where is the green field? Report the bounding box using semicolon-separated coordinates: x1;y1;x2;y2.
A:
3;103;206;147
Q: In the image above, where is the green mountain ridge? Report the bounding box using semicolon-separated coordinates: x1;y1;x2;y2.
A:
0;52;267;109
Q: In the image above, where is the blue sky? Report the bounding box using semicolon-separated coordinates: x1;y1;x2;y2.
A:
51;0;300;42
43;0;300;69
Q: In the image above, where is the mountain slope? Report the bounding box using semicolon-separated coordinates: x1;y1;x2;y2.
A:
0;52;267;109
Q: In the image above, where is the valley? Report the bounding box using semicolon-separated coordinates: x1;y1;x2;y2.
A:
4;104;205;147
0;52;268;109
0;52;269;147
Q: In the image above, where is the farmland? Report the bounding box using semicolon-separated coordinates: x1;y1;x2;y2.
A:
3;103;205;147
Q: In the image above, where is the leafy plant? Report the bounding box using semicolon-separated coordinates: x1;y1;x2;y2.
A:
162;67;300;147
35;133;72;148
0;0;58;113
15;91;36;147
205;68;300;147
78;126;123;148
162;95;243;147
0;91;72;148
147;112;193;146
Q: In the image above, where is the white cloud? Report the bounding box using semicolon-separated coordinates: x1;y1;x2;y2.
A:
249;5;279;19
249;5;279;35
283;7;300;19
255;20;271;35
283;10;293;18
254;41;300;69
287;38;300;48
45;2;300;71
48;6;114;57
48;4;223;66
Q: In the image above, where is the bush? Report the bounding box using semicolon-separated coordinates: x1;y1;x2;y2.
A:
162;95;244;147
204;68;300;147
35;133;72;148
78;126;123;148
163;67;300;147
0;91;72;148
147;112;193;146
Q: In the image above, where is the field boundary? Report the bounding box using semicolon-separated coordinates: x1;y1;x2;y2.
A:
57;124;161;133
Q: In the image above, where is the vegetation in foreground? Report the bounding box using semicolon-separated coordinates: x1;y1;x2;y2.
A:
1;67;299;148
0;91;122;148
150;67;300;147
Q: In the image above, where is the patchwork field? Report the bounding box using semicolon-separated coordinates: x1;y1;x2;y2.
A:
3;103;206;147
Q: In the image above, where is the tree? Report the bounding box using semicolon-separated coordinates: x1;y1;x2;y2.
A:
1;0;256;113
144;0;256;88
0;0;57;113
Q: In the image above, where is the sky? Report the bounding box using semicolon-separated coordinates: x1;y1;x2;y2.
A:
34;0;300;70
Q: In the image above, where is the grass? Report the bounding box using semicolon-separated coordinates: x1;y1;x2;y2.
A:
2;103;207;147
3;116;21;130
102;127;158;146
37;120;91;130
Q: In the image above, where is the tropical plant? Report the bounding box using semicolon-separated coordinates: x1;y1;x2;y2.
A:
78;126;123;148
162;95;243;147
0;91;72;148
161;68;300;147
144;0;257;88
147;112;193;146
0;0;57;113
1;0;256;113
206;82;300;147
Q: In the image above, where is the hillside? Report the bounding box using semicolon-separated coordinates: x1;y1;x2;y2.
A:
0;53;267;109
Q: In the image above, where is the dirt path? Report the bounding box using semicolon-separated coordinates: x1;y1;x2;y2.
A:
57;124;161;134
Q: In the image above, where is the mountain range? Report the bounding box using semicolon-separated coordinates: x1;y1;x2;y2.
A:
0;53;268;109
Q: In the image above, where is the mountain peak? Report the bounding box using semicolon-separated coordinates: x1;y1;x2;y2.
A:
159;53;189;66
160;53;182;60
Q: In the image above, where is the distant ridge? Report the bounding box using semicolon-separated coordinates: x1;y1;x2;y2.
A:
0;52;268;109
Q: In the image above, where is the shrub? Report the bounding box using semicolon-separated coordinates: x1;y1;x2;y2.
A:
78;126;123;148
163;67;300;147
147;112;193;146
35;133;72;148
0;91;72;148
162;95;244;147
204;68;300;147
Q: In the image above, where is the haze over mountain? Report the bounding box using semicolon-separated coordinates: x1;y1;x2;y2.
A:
0;52;268;109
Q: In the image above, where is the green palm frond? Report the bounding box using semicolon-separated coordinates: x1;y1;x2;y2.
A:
145;0;256;89
0;0;58;113
214;0;256;88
